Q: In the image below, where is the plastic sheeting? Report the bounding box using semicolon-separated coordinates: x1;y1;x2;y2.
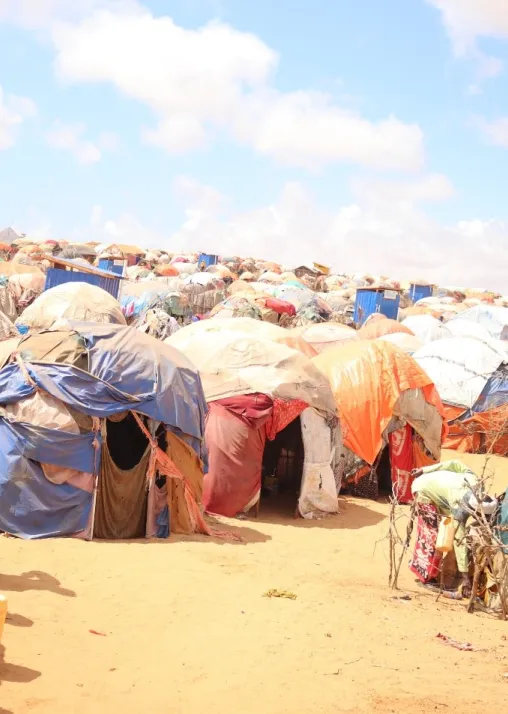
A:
414;337;506;409
401;315;451;343
473;367;508;414
2;324;207;439
314;340;446;465
167;326;336;415
167;317;317;359
17;282;126;331
292;322;359;353
377;332;423;355
298;408;339;518
359;318;413;340
446;319;508;355
0;420;95;538
0;323;207;539
451;305;508;340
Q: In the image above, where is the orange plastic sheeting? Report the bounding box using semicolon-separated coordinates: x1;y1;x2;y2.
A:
443;403;508;456
314;340;446;465
413;439;437;469
359;318;414;340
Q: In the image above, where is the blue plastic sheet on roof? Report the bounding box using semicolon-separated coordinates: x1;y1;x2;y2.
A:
471;367;508;414
0;322;207;539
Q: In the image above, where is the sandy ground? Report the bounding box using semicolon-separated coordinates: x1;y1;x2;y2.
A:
1;449;508;714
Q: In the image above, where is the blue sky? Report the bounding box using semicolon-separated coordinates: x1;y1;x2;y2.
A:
1;0;508;289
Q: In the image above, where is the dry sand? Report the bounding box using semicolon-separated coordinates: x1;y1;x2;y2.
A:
1;449;508;714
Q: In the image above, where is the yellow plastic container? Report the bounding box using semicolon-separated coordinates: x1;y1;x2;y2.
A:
436;517;455;554
0;594;7;643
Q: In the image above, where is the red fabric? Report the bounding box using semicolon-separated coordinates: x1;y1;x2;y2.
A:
265;298;296;316
266;398;308;441
214;393;273;428
203;395;273;517
388;424;414;504
409;504;442;583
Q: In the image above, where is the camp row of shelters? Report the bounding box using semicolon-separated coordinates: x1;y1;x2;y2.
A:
1;232;508;540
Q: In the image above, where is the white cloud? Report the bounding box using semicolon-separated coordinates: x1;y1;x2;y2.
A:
0;0;137;28
0;86;36;150
19;174;508;292
97;130;119;151
428;1;508;46
477;116;508;147
428;1;508;80
48;8;424;171
167;174;508;292
46;120;102;164
352;173;455;207
46;120;118;163
72;204;165;247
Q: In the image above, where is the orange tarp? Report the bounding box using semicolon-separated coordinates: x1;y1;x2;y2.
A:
443;402;508;455
359;318;414;340
313;340;446;465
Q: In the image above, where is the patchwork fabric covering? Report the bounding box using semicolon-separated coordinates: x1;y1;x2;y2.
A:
0;323;207;539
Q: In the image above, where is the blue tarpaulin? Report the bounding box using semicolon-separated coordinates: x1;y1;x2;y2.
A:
0;323;207;539
471;367;508;414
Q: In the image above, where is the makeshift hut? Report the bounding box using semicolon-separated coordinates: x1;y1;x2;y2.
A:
169;317;318;359
451;305;508;341
314;340;446;502
401;315;451;343
358;317;414;341
291;323;359;353
0;324;208;539
166;326;340;520
377;332;423;355
16;282;126;333
414;337;508;454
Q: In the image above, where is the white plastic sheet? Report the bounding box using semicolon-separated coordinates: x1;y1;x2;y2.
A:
414;337;506;408
298;408;339;519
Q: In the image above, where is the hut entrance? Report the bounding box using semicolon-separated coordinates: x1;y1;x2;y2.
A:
94;412;150;539
261;416;304;514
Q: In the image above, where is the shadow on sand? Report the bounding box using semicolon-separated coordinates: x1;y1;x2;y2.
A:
94;520;272;547
249;492;386;530
0;571;76;598
0;646;40;685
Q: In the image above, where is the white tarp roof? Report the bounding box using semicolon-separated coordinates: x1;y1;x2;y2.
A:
451;305;508;340
377;332;424;355
414;336;506;408
166;324;336;414
402;315;451;344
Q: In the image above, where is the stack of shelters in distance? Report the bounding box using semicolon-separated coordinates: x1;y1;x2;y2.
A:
1;229;508;540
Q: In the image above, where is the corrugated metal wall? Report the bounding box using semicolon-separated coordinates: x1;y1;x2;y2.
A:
97;258;125;276
44;268;121;300
354;289;401;325
409;284;433;303
197;253;218;268
354;290;378;325
377;291;400;320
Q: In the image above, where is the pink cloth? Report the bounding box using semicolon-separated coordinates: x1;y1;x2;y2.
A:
203;394;273;517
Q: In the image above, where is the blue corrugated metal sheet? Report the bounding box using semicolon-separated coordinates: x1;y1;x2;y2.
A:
354;289;378;325
377;290;400;320
197;252;218;268
44;268;121;300
98;258;125;276
409;284;433;303
354;288;401;325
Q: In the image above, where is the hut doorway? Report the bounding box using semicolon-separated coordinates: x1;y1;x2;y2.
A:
94;413;150;539
261;416;304;514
